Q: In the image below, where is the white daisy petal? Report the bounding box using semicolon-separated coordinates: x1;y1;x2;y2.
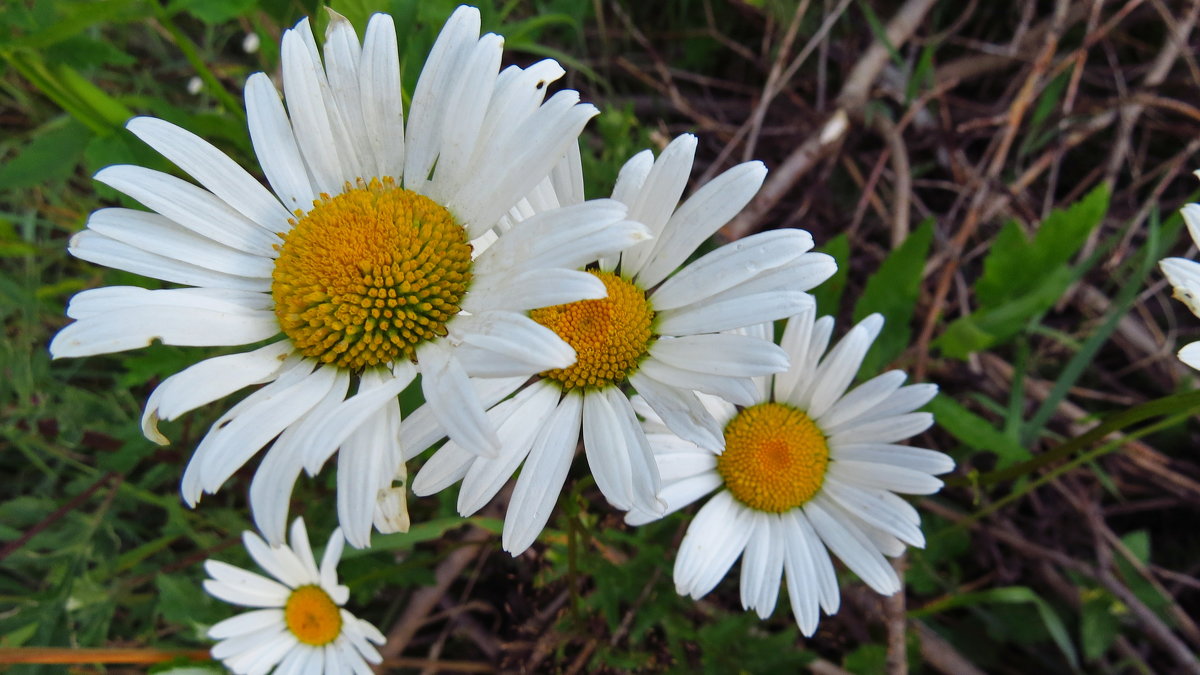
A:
185;362;338;502
418;340;501;456
427;33;502;202
621;134;697;276
674;491;754;598
503;392;583;554
404;5;480;194
411;439;476;496
94;165;281;256
473;199;635;276
209;609;285;639
637;358;759;407
86;208;274;278
459;382;559;516
831;443;955;475
462;268;606;313
205;519;382;675
649;334;790;378
805;497;900;595
126;116;291;230
582;390;635;510
399;375;526;461
358;14;405;180
140;340;291;444
204;560;291;605
245;72;316;212
806;318;879;419
656;291;814;337
67;230;270;291
740;513;784;620
450;310;576;374
829;412;934;445
817;370;907;430
779;511;820;635
1179;341;1200;369
629;371;724;451
608;388;666;515
627;471;723;525
790;509;840;614
243;529;313;588
50;289;279;358
649;229;814;311
829;459;945;495
299;363;416;478
821;477;925;547
635;161;767;287
280;20;352;193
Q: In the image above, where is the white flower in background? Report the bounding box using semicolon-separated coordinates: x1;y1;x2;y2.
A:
1159;202;1200;370
625;310;954;636
49;7;649;548
408;134;837;555
204;518;384;675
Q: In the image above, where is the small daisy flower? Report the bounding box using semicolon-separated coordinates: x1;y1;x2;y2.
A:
1159;201;1200;370
204;517;384;675
49;8;649;548
625;310;954;636
408;134;837;554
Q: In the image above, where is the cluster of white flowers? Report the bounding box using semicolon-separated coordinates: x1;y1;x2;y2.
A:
51;6;963;672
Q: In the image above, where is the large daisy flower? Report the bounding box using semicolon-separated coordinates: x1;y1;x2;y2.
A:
204;517;384;674
625;310;954;636
48;8;649;548
409;134;837;554
1159;201;1200;370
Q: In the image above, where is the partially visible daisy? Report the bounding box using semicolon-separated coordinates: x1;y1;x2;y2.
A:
409;134;838;554
1159;202;1200;369
204;517;384;675
625;310;954;636
49;8;649;547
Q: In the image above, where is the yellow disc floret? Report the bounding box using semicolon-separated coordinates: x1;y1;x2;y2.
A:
271;178;472;370
717;402;830;513
284;585;342;646
530;270;655;390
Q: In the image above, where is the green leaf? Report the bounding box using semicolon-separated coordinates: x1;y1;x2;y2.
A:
913;587;1079;669
811;233;849;316
0;117;91;189
976;185;1109;309
1081;590;1121;661
854;218;933;372
168;0;257;24
926;394;1030;468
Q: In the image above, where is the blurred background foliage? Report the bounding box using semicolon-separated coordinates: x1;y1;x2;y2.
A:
3;0;1200;673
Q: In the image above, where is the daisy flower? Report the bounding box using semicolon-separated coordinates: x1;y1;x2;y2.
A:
204;517;384;675
409;134;838;554
48;8;649;547
1159;201;1200;370
624;309;954;636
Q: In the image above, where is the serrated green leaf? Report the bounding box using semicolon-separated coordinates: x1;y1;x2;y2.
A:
854;219;933;372
976;185;1109;309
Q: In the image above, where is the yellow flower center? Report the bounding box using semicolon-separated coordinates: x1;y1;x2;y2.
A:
530;270;655;390
271;178;472;370
283;585;342;646
716;402;830;513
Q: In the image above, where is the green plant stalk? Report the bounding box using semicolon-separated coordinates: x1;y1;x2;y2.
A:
1;51;131;134
947;389;1200;489
153;9;246;122
1021;215;1164;444
952;408;1196;529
